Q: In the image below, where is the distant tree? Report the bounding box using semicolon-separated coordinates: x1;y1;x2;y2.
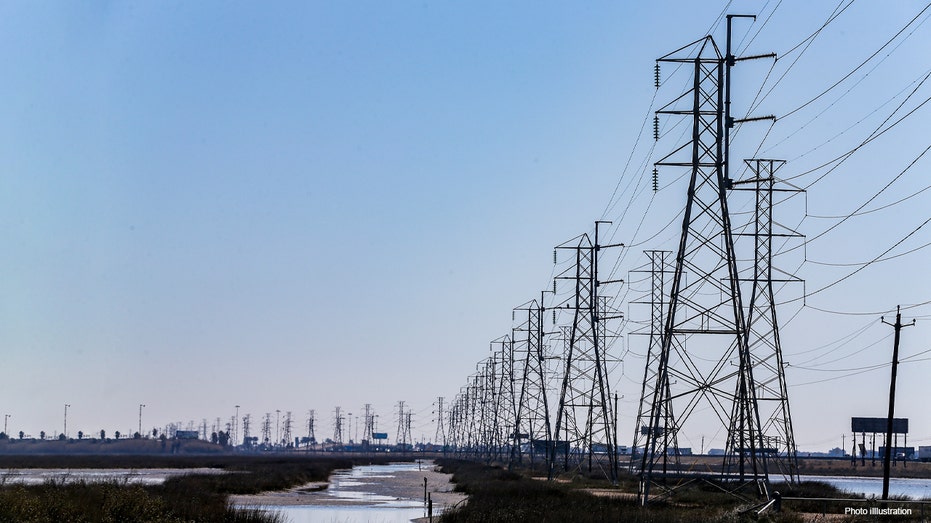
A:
114;431;121;440
39;431;45;440
100;429;106;440
210;432;219;445
152;428;158;438
58;433;66;441
218;431;230;447
77;431;84;440
18;431;24;440
0;432;7;440
133;432;141;439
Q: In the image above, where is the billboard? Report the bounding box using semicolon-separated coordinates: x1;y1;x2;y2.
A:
851;417;908;434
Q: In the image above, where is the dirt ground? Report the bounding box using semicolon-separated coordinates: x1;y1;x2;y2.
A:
230;460;466;510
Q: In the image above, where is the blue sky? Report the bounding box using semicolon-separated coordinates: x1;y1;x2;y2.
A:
0;1;929;452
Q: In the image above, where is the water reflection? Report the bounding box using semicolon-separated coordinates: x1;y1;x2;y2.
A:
246;461;446;523
0;468;225;485
261;505;427;523
799;474;931;499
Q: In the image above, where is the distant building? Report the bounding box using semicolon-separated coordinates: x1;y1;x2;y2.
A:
175;430;199;440
879;446;914;460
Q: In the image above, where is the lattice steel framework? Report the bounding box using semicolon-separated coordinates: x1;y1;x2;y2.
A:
434;397;447;450
395;401;408;449
511;298;553;469
333;406;343;445
363;404;375;446
307;410;316;447
732;159;801;483
639;34;767;504
629;250;680;474
490;336;514;463
550;229;619;482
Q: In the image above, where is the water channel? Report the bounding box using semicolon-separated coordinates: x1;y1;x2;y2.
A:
236;461;461;523
798;474;931;499
0;467;224;485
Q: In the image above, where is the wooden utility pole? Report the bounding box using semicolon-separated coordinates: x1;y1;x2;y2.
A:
881;306;915;502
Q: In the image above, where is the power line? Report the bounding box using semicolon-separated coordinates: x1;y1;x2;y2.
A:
792;214;931;301
779;3;931;120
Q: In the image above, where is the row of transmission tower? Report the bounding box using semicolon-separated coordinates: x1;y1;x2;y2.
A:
446;222;624;481
443;15;801;503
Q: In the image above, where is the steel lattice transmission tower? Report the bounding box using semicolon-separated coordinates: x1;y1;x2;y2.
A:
629;250;680;473
492;335;515;464
404;410;413;450
262;413;272;446
511;297;553;470
476;351;504;463
640;26;774;506
731;159;802;483
396;401;412;450
550;222;623;481
333;406;343;445
434;397;446;450
241;414;251;446
363;404;375;446
307;410;317;447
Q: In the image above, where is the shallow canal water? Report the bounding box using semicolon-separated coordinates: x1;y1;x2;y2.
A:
799;474;931;499
242;461;452;523
0;467;224;485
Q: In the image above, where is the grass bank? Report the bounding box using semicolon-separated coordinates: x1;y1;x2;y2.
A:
434;458;910;523
0;454;400;523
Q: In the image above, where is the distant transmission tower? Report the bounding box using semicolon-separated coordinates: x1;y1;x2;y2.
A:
242;414;251;446
492;336;514;464
363;404;374;446
307;410;317;447
511;296;553;470
333;407;343;444
395;401;407;448
283;411;293;448
434;397;446;449
551;222;622;482
405;410;413;449
262;413;272;446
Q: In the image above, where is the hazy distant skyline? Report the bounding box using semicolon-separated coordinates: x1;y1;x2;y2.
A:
1;1;929;453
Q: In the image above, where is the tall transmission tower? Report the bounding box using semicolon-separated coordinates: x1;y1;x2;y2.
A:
471;361;495;461
283;411;293;448
492;336;515;464
639;16;777;505
395;401;407;449
405;410;413;449
307;410;317;447
731;159;802;483
242;414;251;446
333;406;343;445
434;397;446;449
262;413;272;446
363;404;374;446
511;296;553;470
630;250;679;473
551;222;623;481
